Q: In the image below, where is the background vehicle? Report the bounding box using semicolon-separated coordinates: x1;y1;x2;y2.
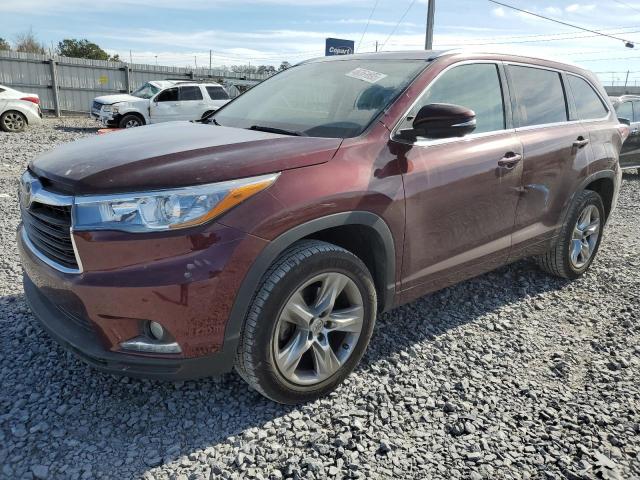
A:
19;51;624;404
0;84;42;133
611;95;640;171
90;80;230;128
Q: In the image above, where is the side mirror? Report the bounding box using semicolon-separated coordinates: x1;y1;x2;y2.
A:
618;117;631;126
399;103;476;140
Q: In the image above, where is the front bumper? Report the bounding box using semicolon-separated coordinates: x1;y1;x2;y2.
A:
18;221;268;380
23;274;234;380
90;108;117;127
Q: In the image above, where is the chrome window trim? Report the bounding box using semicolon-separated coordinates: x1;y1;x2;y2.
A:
390;59;511;147
19;171;83;274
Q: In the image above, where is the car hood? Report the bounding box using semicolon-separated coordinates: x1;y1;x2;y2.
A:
94;94;146;105
30;122;342;194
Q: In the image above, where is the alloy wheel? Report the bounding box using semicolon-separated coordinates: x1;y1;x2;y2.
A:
124;119;140;128
569;204;600;269
2;112;25;132
272;272;364;385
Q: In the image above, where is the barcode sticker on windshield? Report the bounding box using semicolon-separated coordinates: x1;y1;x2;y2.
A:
345;68;388;84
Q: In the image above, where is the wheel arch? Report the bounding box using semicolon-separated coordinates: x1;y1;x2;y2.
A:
562;170;617;225
118;110;147;125
222;211;396;353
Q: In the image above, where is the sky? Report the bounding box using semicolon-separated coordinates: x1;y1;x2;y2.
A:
2;0;640;85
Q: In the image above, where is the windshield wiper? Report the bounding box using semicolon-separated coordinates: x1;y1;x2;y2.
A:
248;125;307;137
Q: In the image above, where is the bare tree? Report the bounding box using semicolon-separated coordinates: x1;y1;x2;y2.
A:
0;38;10;51
15;28;46;54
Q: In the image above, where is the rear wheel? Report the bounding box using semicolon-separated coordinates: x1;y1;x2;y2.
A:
118;114;144;129
0;111;27;132
536;190;605;279
235;240;377;404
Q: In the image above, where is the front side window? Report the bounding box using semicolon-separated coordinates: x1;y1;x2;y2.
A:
155;87;178;102
180;86;203;101
509;65;568;127
131;82;160;99
206;86;229;100
213;59;427;138
398;63;506;137
568;75;608;120
615;101;633;123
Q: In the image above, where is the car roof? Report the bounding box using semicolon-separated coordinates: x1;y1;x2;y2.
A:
149;80;223;89
302;49;593;76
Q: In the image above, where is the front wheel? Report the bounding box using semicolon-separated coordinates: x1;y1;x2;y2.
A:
235;240;377;404
118;114;144;129
536;190;605;279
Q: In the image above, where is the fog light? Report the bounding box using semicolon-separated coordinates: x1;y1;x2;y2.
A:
149;321;164;340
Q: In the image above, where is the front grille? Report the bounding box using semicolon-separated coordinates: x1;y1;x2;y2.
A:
92;101;102;112
22;202;78;270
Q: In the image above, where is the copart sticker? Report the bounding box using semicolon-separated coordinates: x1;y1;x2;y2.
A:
346;68;388;84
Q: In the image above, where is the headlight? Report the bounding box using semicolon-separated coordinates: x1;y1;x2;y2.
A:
101;105;112;112
73;173;279;232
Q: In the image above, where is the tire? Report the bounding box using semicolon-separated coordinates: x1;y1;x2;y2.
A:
536;190;605;279
118;114;144;129
235;240;377;404
0;111;27;132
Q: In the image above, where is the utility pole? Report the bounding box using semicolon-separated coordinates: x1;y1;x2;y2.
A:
194;55;198;69
129;50;133;64
375;40;378;52
209;50;212;72
425;0;435;50
624;70;629;87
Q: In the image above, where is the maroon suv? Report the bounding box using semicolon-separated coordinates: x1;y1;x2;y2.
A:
18;51;626;403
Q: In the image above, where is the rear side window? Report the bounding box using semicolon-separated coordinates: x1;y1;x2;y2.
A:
402;63;505;136
568;75;608;120
179;86;203;101
633;102;640;122
616;101;633;122
509;66;568;127
206;86;229;100
156;87;178;102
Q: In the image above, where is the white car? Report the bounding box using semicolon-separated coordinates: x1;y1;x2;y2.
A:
90;80;231;128
0;84;42;133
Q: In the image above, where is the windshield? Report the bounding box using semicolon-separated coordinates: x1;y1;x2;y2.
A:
131;82;161;99
213;59;427;138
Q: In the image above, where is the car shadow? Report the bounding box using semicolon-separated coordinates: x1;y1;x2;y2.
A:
622;170;640;181
53;126;101;134
0;258;570;478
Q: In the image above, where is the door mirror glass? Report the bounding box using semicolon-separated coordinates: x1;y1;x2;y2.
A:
401;103;476;140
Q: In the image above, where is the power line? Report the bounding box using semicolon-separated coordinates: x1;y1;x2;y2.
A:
611;0;640;14
379;0;419;50
357;0;380;53
488;0;636;46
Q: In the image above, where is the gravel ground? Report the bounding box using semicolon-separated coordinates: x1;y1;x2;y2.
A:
1;117;639;480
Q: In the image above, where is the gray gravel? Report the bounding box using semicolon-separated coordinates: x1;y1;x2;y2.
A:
1;117;639;480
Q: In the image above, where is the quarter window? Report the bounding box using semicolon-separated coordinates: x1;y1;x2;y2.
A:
509;66;568;127
206;86;229;100
179;86;203;101
568;75;608;120
400;63;505;138
616;101;633;123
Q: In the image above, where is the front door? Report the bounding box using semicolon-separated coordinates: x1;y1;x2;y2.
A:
149;87;180;123
176;86;207;121
397;62;523;300
620;101;640;169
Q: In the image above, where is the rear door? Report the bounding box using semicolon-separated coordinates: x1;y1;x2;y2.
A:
176;86;206;121
507;64;595;258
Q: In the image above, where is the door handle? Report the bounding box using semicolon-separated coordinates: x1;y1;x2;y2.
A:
573;137;590;149
498;152;523;168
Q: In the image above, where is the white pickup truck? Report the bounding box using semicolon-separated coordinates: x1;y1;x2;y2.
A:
90;80;231;128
